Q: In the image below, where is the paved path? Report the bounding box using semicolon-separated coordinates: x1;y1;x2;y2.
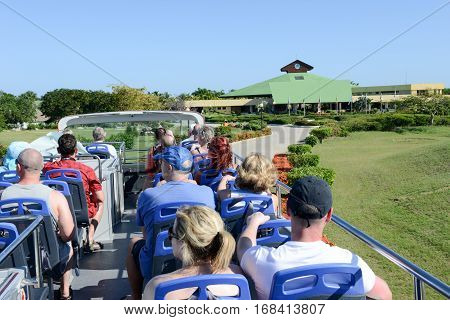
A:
231;125;314;160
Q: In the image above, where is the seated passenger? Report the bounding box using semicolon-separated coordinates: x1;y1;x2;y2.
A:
91;127;118;158
194;136;234;184
126;146;216;300
146;128;175;179
43;134;104;252
0;141;31;173
190;125;214;160
180;123;201;148
143;205;241;299
237;176;392;300
1;148;75;299
217;153;279;212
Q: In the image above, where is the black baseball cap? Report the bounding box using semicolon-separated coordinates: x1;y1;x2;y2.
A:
287;176;332;219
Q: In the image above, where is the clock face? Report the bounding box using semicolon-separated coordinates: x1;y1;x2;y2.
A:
294;63;301;70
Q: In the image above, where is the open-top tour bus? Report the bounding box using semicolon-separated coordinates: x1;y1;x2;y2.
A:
0;111;448;300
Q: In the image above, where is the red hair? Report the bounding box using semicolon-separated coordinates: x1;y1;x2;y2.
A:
208;137;232;171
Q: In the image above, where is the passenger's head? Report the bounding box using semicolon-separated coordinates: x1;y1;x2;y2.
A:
154;127;167;141
190;124;201;139
156;146;193;181
197;125;214;147
287;176;333;231
208;136;232;171
16;148;44;179
1;141;31;171
92;127;106;142
161;130;175;147
171;205;235;272
57;134;78;158
236;153;277;193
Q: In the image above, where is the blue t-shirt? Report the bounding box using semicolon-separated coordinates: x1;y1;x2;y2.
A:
136;181;215;279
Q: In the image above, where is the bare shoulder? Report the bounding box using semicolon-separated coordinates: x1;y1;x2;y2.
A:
229;264;243;274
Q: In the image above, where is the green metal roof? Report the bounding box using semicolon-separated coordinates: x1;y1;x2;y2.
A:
222;73;351;103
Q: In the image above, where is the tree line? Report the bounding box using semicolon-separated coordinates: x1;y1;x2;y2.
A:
0;86;226;126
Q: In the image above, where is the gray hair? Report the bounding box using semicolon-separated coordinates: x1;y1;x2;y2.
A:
93;127;106;141
17;148;44;172
197;125;215;146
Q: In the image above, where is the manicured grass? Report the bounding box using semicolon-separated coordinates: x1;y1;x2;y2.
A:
0;129;54;146
313;126;450;299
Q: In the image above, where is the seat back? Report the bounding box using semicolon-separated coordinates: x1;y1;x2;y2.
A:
154;274;251;300
221;195;274;239
193;158;211;173
0;198;61;268
152;201;205;277
0;171;19;184
44;169;89;227
199;169;222;191
0;182;12;192
269;263;365;300
0;222;19;252
256;219;291;247
86;144;111;159
41;180;79;246
181;140;198;151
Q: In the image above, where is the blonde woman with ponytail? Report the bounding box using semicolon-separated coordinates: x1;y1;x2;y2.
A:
143;205;241;300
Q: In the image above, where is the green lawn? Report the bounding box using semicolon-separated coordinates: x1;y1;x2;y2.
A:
313;126;450;299
0;129;54;146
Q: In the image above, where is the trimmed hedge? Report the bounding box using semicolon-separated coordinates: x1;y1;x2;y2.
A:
287;166;336;186
243;120;267;131
0;144;6;158
310;127;332;143
215;125;232;137
288;154;320;167
287;144;312;154
304;135;319;147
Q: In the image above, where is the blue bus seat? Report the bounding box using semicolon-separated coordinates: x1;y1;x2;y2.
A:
181;140;198;151
44;169;89;227
221;195;274;239
269;263;365;300
0;222;19;252
151;201;204;277
193;158;211;173
86;144;111;159
0;171;19;184
0;198;62;270
0;181;12;193
154;274;252;300
152;172;193;188
199;169;222;190
41;180;81;274
227;180;238;191
256;219;291;247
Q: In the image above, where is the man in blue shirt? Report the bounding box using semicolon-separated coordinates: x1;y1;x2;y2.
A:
126;146;215;299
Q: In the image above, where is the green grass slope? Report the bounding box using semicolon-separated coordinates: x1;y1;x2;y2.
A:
314;126;449;299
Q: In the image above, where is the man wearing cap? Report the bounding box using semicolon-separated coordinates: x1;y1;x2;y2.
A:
237;176;392;300
126;146;215;299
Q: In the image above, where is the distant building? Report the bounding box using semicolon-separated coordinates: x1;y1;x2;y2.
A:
185;60;352;114
352;83;444;102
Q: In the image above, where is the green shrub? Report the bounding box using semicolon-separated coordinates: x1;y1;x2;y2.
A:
214;125;232;137
435;116;450;125
304;135;319;147
268;118;292;125
413;114;431;126
107;132;135;149
287;144;312;154
0;144;6;158
288;154;320;167
77;135;92;144
243;120;267;131
310;127;332;143
287;166;336;186
294;119;318;126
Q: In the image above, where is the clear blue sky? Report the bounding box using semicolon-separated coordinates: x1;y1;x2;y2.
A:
1;0;449;96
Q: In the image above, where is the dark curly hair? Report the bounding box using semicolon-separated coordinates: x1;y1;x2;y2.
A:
208;136;232;171
57;133;77;157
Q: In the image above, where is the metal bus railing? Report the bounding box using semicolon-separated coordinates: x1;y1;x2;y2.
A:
0;215;44;291
232;152;450;300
